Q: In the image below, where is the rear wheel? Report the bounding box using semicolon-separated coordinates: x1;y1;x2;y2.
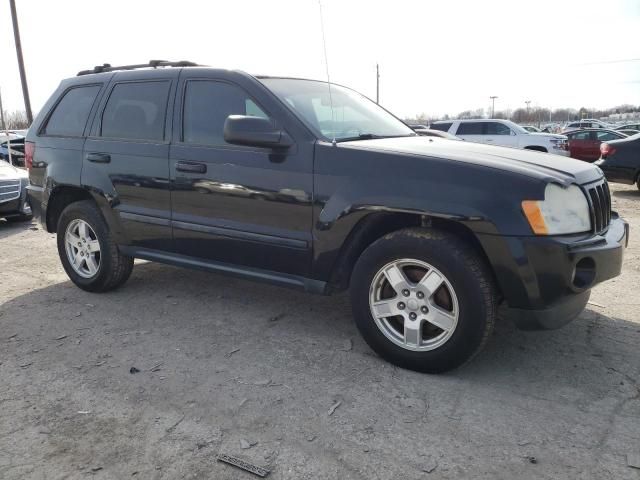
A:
350;228;497;373
57;200;133;292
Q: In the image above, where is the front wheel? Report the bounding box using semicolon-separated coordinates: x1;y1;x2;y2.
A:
57;200;134;292
350;228;497;373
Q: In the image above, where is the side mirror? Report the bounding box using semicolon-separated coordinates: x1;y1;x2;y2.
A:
223;115;292;149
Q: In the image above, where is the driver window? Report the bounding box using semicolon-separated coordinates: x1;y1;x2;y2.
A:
182;80;270;146
486;122;512;135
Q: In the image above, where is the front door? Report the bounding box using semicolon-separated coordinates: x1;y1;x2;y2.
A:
169;77;313;277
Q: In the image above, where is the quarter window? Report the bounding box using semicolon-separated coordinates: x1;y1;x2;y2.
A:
43;85;101;137
183;81;270;146
101;81;170;141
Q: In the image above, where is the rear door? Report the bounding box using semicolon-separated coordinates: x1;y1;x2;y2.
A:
567;130;592;160
453;121;485;143
83;70;177;250
169;72;314;276
484;121;518;147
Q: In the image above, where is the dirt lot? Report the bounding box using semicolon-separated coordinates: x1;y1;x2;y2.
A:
1;184;639;480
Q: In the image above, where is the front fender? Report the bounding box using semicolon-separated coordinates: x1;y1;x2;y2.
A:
311;143;543;281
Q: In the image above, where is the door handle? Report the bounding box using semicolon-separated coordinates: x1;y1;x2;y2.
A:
176;161;207;174
86;153;111;163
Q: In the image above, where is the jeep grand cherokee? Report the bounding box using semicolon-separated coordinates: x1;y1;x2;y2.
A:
26;61;628;373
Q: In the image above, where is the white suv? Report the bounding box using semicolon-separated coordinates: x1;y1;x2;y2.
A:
430;119;569;156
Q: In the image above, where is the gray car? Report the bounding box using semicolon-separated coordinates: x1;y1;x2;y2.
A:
0;160;32;221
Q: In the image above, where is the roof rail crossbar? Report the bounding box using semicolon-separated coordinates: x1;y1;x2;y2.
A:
77;60;200;76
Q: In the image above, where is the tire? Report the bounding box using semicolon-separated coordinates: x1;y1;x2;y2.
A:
56;200;133;292
350;227;497;373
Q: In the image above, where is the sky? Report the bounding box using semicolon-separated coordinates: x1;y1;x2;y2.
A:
1;0;639;119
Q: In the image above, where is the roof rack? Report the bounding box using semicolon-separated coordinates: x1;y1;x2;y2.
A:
77;59;200;76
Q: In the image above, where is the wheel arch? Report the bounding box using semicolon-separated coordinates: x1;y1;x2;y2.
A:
45;186;94;232
326;211;499;297
45;186;126;243
524;145;548;153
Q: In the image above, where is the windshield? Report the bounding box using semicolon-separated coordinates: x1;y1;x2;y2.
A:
260;78;415;141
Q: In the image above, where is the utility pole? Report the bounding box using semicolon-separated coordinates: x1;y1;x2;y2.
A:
525;100;531;121
9;0;33;124
376;63;380;104
490;96;498;118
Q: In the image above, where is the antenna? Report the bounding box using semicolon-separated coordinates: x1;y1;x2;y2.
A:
317;0;336;145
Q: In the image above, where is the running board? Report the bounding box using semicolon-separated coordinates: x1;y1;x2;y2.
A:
119;246;328;294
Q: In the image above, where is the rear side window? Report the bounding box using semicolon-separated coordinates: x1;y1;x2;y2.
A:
570;131;591;140
101;81;170;141
486;122;511;135
430;122;452;132
182;80;269;146
43;85;101;137
596;131;618;141
456;122;484;135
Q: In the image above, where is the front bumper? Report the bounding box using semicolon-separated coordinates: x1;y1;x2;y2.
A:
0;179;31;218
478;215;628;330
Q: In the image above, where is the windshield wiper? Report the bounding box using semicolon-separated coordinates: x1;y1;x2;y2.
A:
335;133;414;143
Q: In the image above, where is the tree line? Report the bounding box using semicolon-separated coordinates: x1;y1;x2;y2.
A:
1;110;30;130
410;104;640;125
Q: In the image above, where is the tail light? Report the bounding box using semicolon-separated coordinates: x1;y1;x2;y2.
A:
600;142;616;158
24;141;35;170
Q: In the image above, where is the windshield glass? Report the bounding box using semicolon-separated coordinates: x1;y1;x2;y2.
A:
260;78;415;141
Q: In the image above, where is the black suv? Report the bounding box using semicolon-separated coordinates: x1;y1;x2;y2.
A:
26;61;629;373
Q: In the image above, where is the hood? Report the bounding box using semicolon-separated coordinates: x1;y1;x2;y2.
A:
0;160;27;179
339;136;601;185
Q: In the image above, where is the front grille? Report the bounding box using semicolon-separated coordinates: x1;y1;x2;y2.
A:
0;179;21;204
585;179;611;234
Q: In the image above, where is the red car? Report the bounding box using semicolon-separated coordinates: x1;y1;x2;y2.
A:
565;128;627;162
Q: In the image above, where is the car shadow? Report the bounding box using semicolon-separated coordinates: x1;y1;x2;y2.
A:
0;217;37;240
612;188;640;199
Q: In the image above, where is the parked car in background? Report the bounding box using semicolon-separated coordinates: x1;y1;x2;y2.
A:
413;128;462;140
0;135;26;167
522;125;541;133
26;61;627;373
565;128;628;162
430;119;569;155
596;133;640;190
562;119;612;132
614;123;640;132
0;159;32;221
616;129;640;137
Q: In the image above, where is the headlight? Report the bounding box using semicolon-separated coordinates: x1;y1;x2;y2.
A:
522;183;590;235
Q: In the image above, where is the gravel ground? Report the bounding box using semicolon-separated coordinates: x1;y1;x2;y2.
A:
1;184;639;480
